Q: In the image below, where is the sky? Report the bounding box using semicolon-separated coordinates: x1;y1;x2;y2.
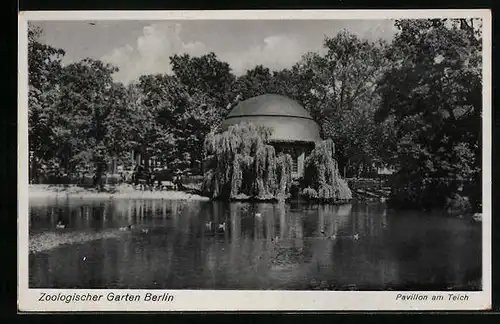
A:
33;20;399;85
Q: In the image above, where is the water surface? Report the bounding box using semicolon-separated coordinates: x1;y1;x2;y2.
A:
29;198;482;290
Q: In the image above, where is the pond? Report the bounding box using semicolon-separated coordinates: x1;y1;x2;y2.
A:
28;198;482;290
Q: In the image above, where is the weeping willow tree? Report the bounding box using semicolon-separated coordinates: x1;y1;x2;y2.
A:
202;122;293;201
301;139;352;203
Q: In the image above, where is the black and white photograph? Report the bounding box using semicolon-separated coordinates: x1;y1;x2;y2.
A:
18;10;491;311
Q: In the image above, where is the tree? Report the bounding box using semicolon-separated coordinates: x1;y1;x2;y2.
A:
233;65;276;99
136;73;220;172
131;76;177;169
231;32;393;178
290;31;391;176
28;24;66;182
170;52;236;117
376;19;482;209
301;139;352;202
202;122;293;201
52;58;133;188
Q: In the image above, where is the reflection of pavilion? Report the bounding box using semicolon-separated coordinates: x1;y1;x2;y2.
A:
220;202;356;288
309;204;353;271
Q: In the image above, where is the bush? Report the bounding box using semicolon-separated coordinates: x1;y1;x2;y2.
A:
387;173;478;213
302;187;318;200
445;193;472;217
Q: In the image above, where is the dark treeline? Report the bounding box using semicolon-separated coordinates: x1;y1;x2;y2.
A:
28;19;482;210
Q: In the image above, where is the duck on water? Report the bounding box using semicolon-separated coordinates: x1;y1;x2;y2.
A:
320;228;359;240
119;225;135;231
118;225;150;234
204;221;227;235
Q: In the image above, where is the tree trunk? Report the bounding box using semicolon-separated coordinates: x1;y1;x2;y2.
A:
29;154;36;184
93;160;106;191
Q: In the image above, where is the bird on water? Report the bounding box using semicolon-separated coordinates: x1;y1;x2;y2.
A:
119;225;135;231
218;222;226;232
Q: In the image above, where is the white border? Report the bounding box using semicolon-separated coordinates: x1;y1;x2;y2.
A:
18;10;492;312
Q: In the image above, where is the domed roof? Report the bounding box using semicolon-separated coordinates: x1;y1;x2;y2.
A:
223;94;321;143
226;94;314;120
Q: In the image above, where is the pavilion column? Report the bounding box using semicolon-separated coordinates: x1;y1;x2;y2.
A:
297;150;305;178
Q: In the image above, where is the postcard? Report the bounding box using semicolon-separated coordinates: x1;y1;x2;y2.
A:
18;9;492;312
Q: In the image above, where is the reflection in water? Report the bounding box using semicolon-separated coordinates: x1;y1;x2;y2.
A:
29;198;482;290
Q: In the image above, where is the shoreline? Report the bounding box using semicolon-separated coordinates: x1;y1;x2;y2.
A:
28;184;210;201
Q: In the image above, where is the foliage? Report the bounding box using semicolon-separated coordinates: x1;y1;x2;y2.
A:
170;52;236;116
28;24;66;181
302;187;319;200
202;122;293;201
51;59;134;187
233;31;394;176
304;31;392;176
134;74;219;172
233;65;276;99
301;139;352;202
377;19;482;209
28;21;482;210
445;192;472;217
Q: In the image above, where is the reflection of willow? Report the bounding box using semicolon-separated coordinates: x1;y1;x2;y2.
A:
211;202;224;229
254;204;266;241
308;204;353;272
228;203;239;274
269;203;305;270
224;203;280;281
265;205;276;241
318;204;352;238
229;203;242;242
205;202;226;285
